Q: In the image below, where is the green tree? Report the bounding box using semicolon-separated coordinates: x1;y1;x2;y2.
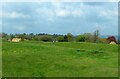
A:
76;35;85;42
10;34;15;40
2;33;9;41
93;30;100;43
29;33;34;40
67;33;73;42
19;34;26;41
64;35;68;42
84;33;93;42
57;36;64;42
39;35;53;42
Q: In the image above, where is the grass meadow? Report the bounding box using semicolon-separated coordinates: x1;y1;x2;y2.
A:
2;41;118;77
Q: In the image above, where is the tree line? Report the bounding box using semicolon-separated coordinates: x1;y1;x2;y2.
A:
1;30;117;44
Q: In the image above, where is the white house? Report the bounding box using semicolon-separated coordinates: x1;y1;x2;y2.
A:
109;41;116;44
12;38;21;42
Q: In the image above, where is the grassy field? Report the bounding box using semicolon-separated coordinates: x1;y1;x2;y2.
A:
2;41;118;77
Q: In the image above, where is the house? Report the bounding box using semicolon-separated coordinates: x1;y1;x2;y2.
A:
109;41;116;44
106;36;117;44
12;38;21;42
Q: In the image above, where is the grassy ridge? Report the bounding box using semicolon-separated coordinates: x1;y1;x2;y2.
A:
2;41;118;77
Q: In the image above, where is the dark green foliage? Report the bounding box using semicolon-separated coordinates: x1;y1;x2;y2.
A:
89;50;103;54
57;36;64;42
33;35;53;42
39;35;53;42
1;33;10;41
76;49;86;52
67;33;74;42
18;34;26;41
76;35;85;42
64;35;68;42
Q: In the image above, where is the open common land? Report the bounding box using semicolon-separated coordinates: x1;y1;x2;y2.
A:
2;41;118;77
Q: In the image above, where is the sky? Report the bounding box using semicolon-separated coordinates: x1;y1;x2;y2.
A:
0;1;118;35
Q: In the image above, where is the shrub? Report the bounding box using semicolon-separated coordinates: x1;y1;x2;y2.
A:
57;36;64;42
84;33;94;42
37;35;53;42
76;35;85;42
64;35;68;42
40;35;53;42
97;38;108;44
67;33;73;42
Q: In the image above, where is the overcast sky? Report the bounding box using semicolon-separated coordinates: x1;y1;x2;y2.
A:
0;2;118;35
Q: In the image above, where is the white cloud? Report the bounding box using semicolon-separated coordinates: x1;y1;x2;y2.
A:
55;9;70;17
36;2;85;18
0;10;2;17
71;10;83;17
99;11;108;17
51;2;62;8
36;7;54;16
54;3;84;17
36;7;84;18
36;7;55;22
14;26;26;31
94;23;103;30
99;9;118;19
4;12;30;19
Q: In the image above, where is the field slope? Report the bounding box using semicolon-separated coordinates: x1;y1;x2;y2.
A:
2;41;118;77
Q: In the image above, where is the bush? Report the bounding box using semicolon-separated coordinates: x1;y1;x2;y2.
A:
33;35;53;42
57;36;64;42
67;33;73;42
76;35;85;42
84;30;100;43
97;38;108;44
33;36;40;41
84;33;94;42
39;35;53;42
64;35;68;42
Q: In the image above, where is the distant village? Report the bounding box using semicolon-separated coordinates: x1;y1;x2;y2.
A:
0;30;118;45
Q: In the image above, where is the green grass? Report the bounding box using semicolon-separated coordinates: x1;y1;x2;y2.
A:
0;40;2;78
2;41;118;77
